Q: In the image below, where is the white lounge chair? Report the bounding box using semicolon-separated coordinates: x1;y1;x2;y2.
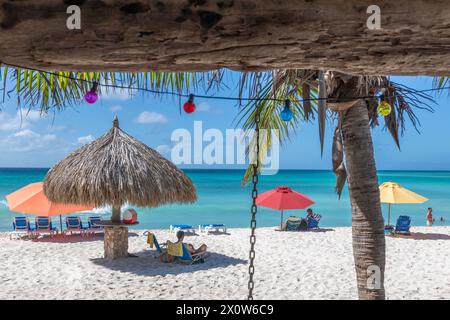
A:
198;224;227;234
169;224;196;235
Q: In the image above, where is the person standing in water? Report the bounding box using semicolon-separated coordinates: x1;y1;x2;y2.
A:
426;207;434;226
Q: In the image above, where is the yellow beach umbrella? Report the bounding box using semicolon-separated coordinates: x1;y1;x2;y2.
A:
379;182;428;225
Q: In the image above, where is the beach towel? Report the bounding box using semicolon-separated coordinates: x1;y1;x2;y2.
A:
146;232;155;248
167;241;183;257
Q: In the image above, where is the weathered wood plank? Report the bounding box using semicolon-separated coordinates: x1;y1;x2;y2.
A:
0;0;449;75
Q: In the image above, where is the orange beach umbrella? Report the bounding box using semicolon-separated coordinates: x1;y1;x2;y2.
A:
5;182;94;230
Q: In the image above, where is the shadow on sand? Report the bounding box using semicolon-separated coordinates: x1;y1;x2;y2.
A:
389;232;450;240
156;230;231;237
309;228;335;233
26;232;139;243
200;231;231;236
91;250;247;276
275;228;335;233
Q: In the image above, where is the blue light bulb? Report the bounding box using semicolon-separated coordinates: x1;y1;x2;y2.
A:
280;99;293;122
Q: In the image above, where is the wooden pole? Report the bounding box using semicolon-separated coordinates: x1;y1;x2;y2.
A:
111;205;121;222
1;0;450;75
388;204;391;226
280;210;284;231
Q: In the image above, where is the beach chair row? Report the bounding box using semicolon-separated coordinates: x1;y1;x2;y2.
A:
63;216;104;237
169;223;227;235
11;216;103;239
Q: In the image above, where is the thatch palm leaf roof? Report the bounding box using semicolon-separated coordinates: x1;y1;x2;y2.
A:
44;117;196;207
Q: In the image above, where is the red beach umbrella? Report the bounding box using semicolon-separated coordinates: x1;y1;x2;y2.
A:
256;186;315;230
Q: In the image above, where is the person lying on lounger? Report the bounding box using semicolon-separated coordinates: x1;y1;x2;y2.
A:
176;231;207;254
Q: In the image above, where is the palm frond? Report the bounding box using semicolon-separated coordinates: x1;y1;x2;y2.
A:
433;76;450;92
237;72;435;191
0;66;224;113
368;78;434;140
237;70;319;184
317;71;327;157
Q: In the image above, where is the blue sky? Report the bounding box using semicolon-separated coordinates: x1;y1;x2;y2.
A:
0;74;448;170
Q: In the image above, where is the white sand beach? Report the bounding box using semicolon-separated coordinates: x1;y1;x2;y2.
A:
0;226;449;300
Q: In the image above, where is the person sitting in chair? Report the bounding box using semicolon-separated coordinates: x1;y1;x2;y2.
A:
306;208;315;219
177;231;207;254
164;231;207;263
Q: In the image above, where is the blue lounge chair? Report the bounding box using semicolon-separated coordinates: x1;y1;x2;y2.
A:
170;224;196;234
34;216;57;237
199;224;227;234
176;243;207;265
11;217;35;239
307;214;322;230
395;215;411;235
64;216;86;236
86;216;104;235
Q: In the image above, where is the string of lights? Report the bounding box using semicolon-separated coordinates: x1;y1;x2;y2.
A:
1;61;448;118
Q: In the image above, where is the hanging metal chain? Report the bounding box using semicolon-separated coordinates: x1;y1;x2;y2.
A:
248;111;260;300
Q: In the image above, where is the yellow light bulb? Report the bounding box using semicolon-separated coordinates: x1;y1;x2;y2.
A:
377;101;392;116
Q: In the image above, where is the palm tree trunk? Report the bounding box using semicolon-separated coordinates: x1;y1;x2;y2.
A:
340;98;386;300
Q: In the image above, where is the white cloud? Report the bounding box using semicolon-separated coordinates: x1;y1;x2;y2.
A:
0;129;57;152
136;111;168;124
101;89;132;101
197;102;211;112
156;144;171;155
13;130;39;138
196;102;222;114
109;105;123;112
0;109;43;131
46;124;66;132
77;135;94;145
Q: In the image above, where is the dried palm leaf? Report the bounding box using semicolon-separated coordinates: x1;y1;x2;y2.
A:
318;71;327;157
332;125;347;198
302;83;312;120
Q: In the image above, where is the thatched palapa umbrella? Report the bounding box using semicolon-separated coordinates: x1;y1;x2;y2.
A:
44;116;196;259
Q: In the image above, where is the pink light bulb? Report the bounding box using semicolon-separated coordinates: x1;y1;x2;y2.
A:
84;90;98;104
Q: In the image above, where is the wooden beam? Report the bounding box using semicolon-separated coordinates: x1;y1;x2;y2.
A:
0;0;449;75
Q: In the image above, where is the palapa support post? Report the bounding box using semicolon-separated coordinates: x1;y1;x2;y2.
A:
111;205;121;223
104;226;129;259
104;205;129;259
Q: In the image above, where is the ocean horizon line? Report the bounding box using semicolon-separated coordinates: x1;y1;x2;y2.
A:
1;167;450;173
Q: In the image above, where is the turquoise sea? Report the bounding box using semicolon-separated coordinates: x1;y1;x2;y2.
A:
0;168;449;231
